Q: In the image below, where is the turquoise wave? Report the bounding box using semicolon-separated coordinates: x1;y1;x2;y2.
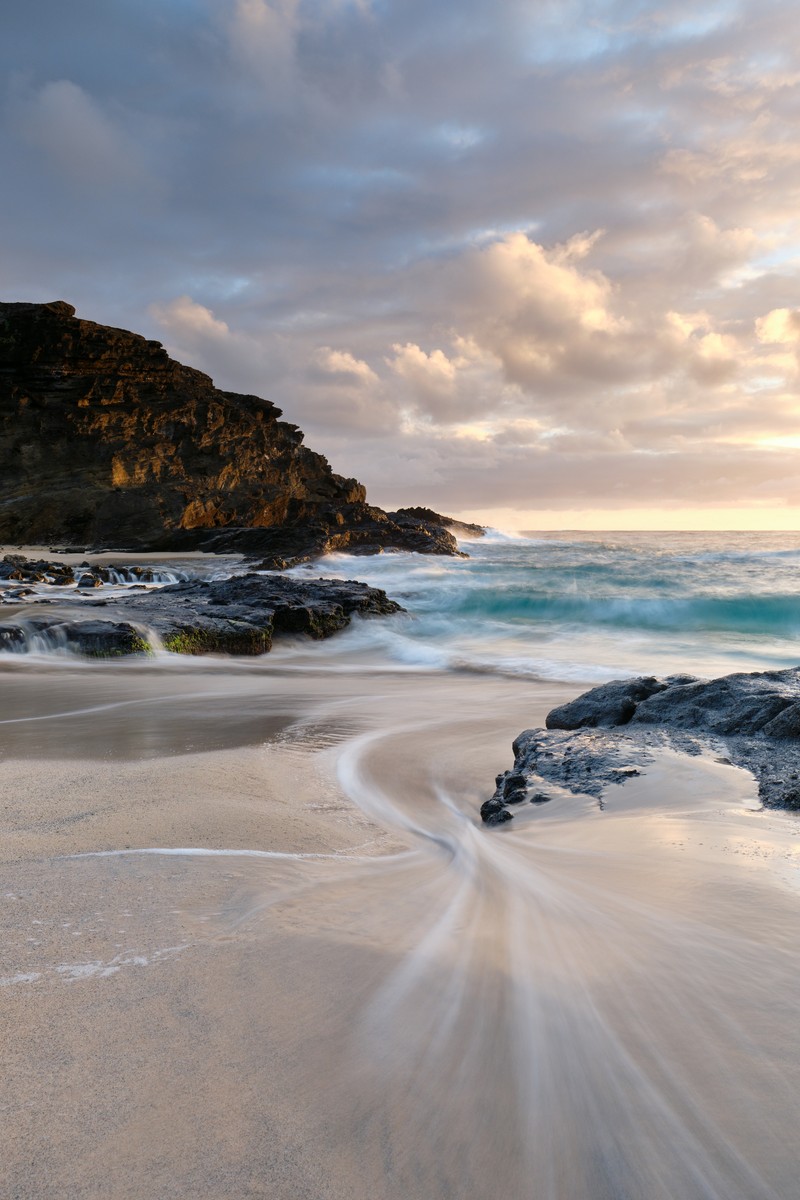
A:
443;589;800;635
320;535;800;674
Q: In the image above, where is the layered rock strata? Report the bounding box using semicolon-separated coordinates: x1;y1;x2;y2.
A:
482;668;800;824
0;301;460;559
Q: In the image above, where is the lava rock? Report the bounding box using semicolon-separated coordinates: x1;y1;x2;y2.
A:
480;798;514;826
485;666;800;821
391;506;486;539
0;301;465;564
208;503;465;566
502;772;528;797
0;572;404;657
546;676;668;729
0;617;150;657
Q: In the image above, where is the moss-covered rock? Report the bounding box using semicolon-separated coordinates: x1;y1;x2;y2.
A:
162;624;273;656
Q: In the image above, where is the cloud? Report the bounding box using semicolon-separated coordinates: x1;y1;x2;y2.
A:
756;308;800;344
150;295;231;341
228;0;300;96
314;346;378;387
388;342;457;395
3;0;800;521
443;230;633;393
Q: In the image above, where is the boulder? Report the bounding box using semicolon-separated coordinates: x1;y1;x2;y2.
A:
483;666;800;823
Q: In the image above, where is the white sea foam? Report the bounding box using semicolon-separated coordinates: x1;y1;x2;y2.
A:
8;532;800;682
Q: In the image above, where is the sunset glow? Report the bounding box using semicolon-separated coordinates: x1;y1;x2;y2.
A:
3;0;800;527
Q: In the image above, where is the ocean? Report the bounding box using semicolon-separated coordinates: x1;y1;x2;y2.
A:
3;531;800;1198
306;529;800;683
5;530;800;684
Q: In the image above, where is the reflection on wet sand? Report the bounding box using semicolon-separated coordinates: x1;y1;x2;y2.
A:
1;646;799;1199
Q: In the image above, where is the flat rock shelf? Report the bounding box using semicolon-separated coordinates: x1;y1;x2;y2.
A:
0;572;403;656
482;667;800;823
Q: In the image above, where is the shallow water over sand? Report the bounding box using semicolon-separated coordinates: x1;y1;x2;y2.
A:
2;642;799;1199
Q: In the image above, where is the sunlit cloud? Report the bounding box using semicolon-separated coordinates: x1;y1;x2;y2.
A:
149;296;231;341
314;347;379;386
3;0;800;525
756;308;800;344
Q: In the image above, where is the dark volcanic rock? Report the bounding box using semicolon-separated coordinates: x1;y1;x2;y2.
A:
0;301;461;562
392;506;486;539
482;667;800;824
546;676;669;729
202;502;464;567
0;554;75;584
480;797;514;826
0;573;403;657
0;617;150;657
549;669;800;738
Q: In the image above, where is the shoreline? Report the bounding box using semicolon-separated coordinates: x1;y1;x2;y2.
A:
3;654;799;1198
3;540;800;1198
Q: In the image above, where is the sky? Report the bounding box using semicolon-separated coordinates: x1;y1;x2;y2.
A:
3;0;800;530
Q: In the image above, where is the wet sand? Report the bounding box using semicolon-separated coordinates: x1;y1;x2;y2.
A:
2;645;800;1199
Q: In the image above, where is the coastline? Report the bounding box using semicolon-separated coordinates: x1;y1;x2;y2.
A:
3;534;800;1198
3;641;800;1198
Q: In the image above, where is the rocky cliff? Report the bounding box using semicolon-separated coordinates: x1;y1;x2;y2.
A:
0;301;459;559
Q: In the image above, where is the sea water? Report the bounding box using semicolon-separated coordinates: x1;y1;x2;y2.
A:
2;532;800;1199
4;531;800;683
305;530;800;683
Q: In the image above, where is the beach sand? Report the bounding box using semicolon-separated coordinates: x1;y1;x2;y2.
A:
2;647;800;1199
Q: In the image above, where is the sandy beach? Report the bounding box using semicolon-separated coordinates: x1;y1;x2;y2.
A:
2;641;799;1199
6;0;800;1188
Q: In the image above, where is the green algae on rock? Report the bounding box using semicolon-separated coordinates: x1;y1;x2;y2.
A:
0;572;402;658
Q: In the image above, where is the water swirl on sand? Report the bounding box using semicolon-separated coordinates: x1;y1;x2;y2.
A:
2;534;800;1197
29;689;795;1200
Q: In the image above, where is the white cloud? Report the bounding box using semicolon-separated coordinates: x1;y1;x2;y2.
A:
149;296;231;341
315;346;378;386
755;308;800;344
388;342;457;393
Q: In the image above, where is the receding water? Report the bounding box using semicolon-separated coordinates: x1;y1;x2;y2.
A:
302;530;800;682
2;532;800;1198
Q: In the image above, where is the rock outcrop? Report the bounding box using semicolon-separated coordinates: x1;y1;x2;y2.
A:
482;667;800;824
545;669;800;740
202;503;464;568
0;572;402;656
392;507;486;539
0;301;460;560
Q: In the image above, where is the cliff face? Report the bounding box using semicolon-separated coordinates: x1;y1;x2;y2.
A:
0;301;367;548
